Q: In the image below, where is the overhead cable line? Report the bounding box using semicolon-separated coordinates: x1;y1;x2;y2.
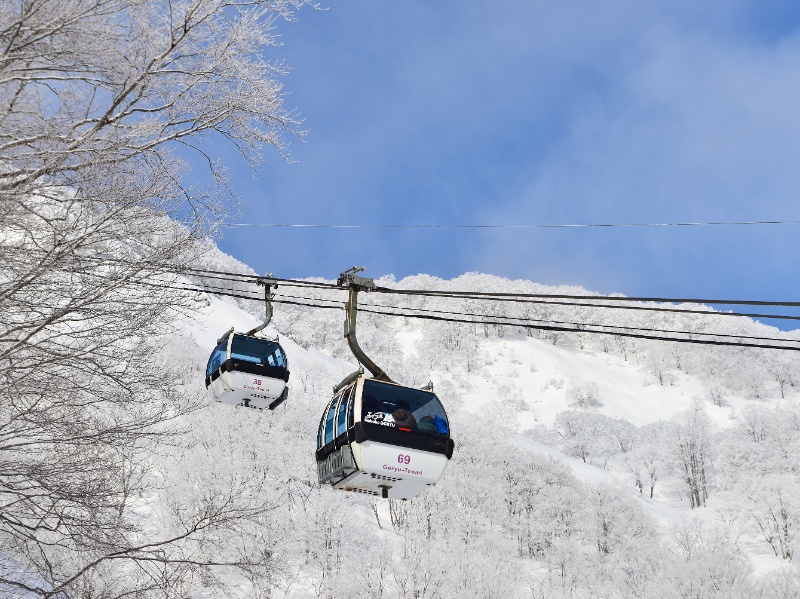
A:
273;291;799;345
66;254;800;310
172;279;800;325
66;254;340;290
374;289;800;322
134;260;800;312
378;287;800;308
353;305;800;352
220;219;800;230
57;254;800;323
123;277;800;352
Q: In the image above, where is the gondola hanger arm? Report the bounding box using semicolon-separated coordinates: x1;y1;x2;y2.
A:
338;267;393;383
245;275;278;337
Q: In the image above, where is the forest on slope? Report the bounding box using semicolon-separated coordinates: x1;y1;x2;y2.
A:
168;246;800;598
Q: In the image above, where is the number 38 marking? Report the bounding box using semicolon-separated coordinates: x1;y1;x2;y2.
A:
253;378;262;386
397;454;411;464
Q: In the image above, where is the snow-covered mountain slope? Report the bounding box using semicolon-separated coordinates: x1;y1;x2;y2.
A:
165;247;800;598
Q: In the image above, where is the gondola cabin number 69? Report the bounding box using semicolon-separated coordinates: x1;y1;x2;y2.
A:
316;375;454;500
316;267;455;500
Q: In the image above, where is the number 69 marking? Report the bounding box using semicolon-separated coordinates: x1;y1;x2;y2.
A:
397;454;411;464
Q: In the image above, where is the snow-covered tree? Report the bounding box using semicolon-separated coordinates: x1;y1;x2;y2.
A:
671;401;713;509
565;379;603;408
0;0;308;595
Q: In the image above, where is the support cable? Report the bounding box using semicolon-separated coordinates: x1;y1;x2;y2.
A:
112;277;800;352
376;286;800;307
49;252;800;309
220;219;800;230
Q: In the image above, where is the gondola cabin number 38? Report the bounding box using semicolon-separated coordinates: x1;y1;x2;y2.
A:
205;332;289;410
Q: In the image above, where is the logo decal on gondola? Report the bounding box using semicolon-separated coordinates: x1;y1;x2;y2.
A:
364;411;396;427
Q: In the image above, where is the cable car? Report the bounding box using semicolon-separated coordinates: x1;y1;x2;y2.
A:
204;278;290;410
315;268;454;499
316;370;454;499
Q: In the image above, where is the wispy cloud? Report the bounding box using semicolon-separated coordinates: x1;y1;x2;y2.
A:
213;1;800;307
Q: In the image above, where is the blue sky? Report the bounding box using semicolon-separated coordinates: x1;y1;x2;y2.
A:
206;0;800;319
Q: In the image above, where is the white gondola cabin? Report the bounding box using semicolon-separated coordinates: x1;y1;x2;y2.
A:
316;267;455;499
205;331;289;409
316;371;454;499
